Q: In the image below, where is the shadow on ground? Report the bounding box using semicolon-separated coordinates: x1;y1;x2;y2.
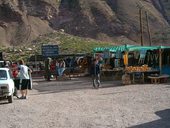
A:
128;109;170;128
32;77;122;95
0;101;9;105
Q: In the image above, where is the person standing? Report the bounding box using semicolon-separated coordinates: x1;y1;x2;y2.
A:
18;60;32;99
58;59;66;76
11;62;20;98
61;59;66;76
55;59;59;80
90;58;101;88
38;62;43;71
44;57;51;81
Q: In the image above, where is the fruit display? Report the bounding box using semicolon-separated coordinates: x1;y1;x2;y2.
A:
125;65;151;72
102;64;112;70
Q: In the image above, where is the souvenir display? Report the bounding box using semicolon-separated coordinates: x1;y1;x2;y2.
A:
125;65;151;72
102;64;112;70
123;54;128;66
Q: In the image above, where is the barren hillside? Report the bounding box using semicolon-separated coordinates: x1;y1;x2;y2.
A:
0;0;170;47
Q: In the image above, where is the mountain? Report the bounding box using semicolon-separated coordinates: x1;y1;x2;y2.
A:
0;0;170;47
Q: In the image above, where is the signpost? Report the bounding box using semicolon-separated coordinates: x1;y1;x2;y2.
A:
41;45;59;58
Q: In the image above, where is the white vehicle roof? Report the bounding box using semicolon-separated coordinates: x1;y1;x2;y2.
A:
0;68;10;71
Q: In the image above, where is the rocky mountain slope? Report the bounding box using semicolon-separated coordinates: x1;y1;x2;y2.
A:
0;0;170;47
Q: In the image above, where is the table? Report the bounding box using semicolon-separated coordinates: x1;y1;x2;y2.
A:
101;68;123;81
127;70;160;84
148;74;169;84
127;71;144;84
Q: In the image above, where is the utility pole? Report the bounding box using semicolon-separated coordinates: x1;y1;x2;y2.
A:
139;8;144;46
137;1;153;46
137;2;144;46
145;11;152;46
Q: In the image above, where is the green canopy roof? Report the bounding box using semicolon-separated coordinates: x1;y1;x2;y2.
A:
93;44;135;52
158;46;170;49
93;44;170;53
127;45;170;51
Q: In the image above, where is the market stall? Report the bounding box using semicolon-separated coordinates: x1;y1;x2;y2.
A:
93;44;134;80
122;45;170;84
93;44;170;84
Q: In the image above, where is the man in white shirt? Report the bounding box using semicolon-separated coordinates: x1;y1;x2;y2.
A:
18;60;32;99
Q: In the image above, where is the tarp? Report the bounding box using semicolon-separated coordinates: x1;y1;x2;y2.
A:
158;46;170;49
93;44;170;53
127;45;170;52
93;44;135;52
127;46;157;51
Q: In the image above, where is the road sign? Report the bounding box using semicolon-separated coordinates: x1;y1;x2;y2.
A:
41;45;59;57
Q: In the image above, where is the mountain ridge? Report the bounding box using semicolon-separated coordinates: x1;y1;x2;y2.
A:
0;0;169;47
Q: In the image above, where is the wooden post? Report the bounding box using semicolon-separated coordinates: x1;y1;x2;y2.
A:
159;48;163;75
139;8;144;46
145;11;152;46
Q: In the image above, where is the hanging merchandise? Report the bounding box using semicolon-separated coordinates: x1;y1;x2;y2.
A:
115;50;122;59
134;51;140;59
138;58;145;65
138;49;147;65
155;50;160;65
139;49;147;59
123;53;128;66
114;59;120;68
111;53;115;58
150;52;154;66
146;51;150;64
133;51;139;65
167;56;170;65
103;49;110;59
154;54;159;65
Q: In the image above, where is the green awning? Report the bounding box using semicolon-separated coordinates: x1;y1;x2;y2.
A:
93;44;135;52
93;44;170;53
127;46;157;51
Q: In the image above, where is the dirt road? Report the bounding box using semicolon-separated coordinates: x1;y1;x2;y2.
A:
0;77;170;128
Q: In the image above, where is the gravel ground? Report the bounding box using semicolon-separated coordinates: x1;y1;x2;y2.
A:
0;77;170;128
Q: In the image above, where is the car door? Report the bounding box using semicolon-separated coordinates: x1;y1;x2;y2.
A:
7;70;15;93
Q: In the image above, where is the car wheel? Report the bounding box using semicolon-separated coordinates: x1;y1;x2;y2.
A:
8;95;13;103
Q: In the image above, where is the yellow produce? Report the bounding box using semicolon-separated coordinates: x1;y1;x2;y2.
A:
125;65;151;72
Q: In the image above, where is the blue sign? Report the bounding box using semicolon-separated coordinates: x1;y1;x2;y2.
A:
42;45;59;57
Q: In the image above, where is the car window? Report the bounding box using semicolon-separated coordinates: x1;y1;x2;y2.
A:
0;70;7;80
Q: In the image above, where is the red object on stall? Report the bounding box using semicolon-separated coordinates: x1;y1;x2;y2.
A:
50;63;55;72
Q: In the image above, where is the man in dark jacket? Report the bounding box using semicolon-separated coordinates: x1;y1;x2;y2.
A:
44;57;51;81
91;58;101;88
